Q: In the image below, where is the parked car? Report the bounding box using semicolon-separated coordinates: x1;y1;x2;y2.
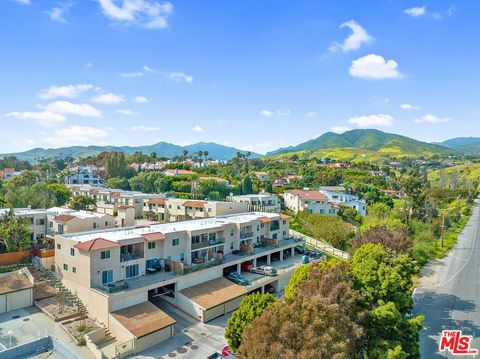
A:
295;245;306;254
227;272;250;286
265;283;276;294
241;261;254;271
306;249;324;259
221;345;237;358
207;353;222;359
250;265;278;276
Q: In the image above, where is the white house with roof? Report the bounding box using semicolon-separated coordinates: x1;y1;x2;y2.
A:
283;189;339;215
318;187;367;216
226;192;281;213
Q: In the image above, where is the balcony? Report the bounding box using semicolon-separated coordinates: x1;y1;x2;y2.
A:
240;231;254;239
269;225;280;231
191;237;225;250
120;250;144;262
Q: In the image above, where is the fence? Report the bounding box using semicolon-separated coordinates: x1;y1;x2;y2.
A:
289;229;350;260
0;250;30;265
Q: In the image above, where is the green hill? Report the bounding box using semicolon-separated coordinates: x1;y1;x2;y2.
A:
266;129;455;162
437;137;480;156
0;142;261;162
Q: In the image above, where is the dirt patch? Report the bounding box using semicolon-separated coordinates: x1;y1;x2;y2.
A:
36;296;81;322
63;317;100;346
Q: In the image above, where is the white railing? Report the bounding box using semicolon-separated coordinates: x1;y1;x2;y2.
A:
289;229;350;260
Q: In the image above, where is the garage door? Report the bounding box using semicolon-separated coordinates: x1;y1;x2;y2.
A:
135;326;173;352
7;289;32;311
0;295;6;314
225;295;245;314
204;304;225;322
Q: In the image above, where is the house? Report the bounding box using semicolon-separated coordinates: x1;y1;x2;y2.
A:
65;166;104;186
163;169;195;176
318;188;367;216
46;207;116;235
226;192;281;213
273;175;303;187
381;189;401;198
52;212;303;353
144;198;249;223
0;207;48;243
0;268;34;313
254;171;270;181
283;189;339;215
0;168;20;181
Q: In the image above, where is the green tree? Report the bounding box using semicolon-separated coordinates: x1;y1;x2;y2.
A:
47;183;72;206
0;209;32;253
241;176;253;194
225;292;277;352
69;195;96;211
107;177;130;190
105;152;128;179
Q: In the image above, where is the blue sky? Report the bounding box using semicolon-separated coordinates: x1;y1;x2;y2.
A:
1;0;479;154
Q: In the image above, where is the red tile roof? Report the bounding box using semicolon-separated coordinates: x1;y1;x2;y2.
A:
142;232;167;241
147;198;166;205
118;205;135;210
182;200;206;208
54;214;76;223
164;169;194;175
285;189;328;201
279;213;291;219
259;216;271;223
74;238;120;251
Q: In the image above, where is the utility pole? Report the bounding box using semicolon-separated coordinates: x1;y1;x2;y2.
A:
441;211;445;248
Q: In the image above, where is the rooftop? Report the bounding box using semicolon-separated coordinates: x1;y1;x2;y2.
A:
179;277;247;310
63;212;282;243
0;269;33;295
285;189;328;201
111;301;176;338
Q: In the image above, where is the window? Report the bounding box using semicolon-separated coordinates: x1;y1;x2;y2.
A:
180;253;185;262
70;248;75;256
125;264;139;278
105;221;109;226
63;263;68;271
230;229;234;236
283;231;287;236
72;267;77;273
57;243;61;250
192;235;200;244
49;221;53;228
36;218;45;226
148;242;156;250
230;243;234;250
257;225;260;231
102;270;113;284
58;224;64;234
283;220;286;225
101;250;111;259
93;222;98;229
172;238;179;246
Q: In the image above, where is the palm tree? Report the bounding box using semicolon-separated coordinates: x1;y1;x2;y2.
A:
0;209;31;253
182;149;189;159
203;151;209;162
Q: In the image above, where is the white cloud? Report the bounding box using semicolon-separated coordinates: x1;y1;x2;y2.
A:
5;110;65;126
47;3;73;23
348;114;394;127
400;103;420;110
330;20;373;53
414;114;452;123
331;126;350;133
192;125;204;133
97;0;173;29
260;109;290;117
349;54;403;80
91;92;125;104
40;101;102;117
38;84;94;99
167;72;193;84
404;6;427;17
117;109;138;115
276;109;291;117
44;126;108;146
134;96;148;103
260;110;273;117
12;0;31;4
143;65;158;73
120;71;144;78
307;112;318;118
131;125;159;131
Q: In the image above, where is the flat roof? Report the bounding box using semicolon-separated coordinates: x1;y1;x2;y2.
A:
63;211;281;243
111;301;175;338
0;270;33;295
179;277;247;310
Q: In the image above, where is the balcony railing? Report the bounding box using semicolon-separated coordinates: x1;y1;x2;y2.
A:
92;281;129;294
191;238;225;250
269;225;280;231
184;258;222;275
120;251;144;262
240;231;254;239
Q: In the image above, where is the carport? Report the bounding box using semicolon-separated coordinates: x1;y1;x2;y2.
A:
0;269;34;314
178;277;247;322
109;301;176;354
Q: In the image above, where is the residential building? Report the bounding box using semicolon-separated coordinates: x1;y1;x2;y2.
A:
318;188;367;216
52;212;303;353
68;185;166;219
254;171;270;181
283;189;339;215
144;198;249;222
226;192;281;213
0;168;21;181
46;207;116;235
65;166;104;186
0;208;48;243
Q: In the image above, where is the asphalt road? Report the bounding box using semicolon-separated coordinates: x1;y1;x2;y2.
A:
414;201;480;358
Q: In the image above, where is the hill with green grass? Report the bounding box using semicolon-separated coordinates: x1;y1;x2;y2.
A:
437;137;480;156
266;129;455;162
